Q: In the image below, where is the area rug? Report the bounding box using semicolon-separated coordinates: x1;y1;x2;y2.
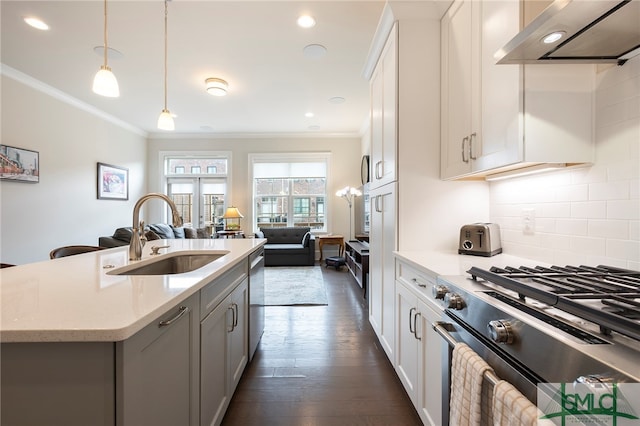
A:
264;266;328;306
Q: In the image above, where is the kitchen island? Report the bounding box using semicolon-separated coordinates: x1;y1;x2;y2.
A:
1;238;266;426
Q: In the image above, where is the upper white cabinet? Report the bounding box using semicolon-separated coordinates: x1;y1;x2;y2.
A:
441;0;594;180
370;22;398;190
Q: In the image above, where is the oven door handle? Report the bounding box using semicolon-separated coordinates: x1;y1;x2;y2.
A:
433;321;502;387
432;321;458;347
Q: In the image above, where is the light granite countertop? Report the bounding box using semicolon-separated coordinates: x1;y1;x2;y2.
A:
0;238;266;343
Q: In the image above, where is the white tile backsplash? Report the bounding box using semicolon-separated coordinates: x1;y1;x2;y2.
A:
490;56;640;269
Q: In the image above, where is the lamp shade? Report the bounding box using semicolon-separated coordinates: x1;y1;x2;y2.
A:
157;109;175;131
92;65;120;97
222;207;244;219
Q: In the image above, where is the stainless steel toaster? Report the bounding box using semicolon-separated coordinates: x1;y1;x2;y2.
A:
458;223;502;257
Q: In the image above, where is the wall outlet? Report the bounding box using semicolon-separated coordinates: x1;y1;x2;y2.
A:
522;208;535;235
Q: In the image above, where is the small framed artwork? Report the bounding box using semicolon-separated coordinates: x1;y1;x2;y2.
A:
97;162;129;200
0;145;40;183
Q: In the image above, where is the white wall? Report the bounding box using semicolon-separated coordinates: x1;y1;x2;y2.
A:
490;56;640;269
1;75;148;265
146;136;362;240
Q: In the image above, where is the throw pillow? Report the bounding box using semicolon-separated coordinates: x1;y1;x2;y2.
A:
183;227;197;239
196;228;210;239
144;230;161;241
255;231;265;239
171;226;186;239
301;231;311;247
148;223;175;239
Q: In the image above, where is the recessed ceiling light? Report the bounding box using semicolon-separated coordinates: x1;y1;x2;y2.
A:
297;15;316;28
542;31;566;44
93;46;124;60
303;44;327;59
329;97;345;104
24;16;49;31
305;112;314;118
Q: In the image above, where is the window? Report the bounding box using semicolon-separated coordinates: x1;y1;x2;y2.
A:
162;154;230;233
251;153;329;232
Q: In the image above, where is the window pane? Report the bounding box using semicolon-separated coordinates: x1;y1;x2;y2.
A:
256;196;288;227
167;158;228;175
255;178;289;196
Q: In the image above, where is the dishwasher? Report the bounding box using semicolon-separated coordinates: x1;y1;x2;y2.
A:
248;248;265;361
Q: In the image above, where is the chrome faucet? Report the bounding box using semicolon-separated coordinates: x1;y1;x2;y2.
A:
130;193;182;261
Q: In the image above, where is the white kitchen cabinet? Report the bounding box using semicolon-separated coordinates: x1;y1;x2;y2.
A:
369;22;397;190
200;264;248;426
369;182;397;361
440;0;480;179
441;0;593;180
117;293;200;426
395;259;445;426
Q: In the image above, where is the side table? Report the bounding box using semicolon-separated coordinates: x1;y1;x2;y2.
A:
216;230;245;239
318;235;344;261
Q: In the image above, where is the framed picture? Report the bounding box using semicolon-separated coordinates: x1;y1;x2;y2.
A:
97;162;129;200
0;145;39;183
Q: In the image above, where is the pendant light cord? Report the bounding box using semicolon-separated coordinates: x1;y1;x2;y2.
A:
163;0;168;111
103;0;108;67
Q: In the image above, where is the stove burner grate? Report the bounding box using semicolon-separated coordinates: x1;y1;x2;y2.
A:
469;265;640;341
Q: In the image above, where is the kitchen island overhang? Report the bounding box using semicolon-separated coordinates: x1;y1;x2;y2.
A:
0;237;266;343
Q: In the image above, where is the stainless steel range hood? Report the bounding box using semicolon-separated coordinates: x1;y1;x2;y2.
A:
495;0;640;65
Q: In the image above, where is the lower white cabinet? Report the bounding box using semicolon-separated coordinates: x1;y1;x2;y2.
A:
200;276;248;426
395;260;445;426
117;293;200;426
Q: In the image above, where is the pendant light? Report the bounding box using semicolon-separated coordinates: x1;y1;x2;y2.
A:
92;0;119;97
157;0;174;131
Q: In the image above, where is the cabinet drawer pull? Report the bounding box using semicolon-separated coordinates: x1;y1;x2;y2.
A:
158;306;188;327
469;132;477;160
412;277;427;288
461;136;469;163
374;195;382;212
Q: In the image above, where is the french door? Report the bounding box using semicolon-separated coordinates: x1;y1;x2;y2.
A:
167;177;227;231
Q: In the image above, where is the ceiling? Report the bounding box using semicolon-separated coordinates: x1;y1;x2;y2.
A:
1;1;386;137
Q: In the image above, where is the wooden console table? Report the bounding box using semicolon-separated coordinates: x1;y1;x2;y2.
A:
345;240;369;298
318;235;344;261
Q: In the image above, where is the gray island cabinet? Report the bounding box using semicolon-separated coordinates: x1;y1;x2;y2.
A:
1;239;262;426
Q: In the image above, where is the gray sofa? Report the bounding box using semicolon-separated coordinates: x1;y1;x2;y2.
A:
98;224;205;248
256;227;315;266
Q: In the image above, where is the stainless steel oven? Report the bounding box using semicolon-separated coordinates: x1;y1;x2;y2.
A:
430;264;640;425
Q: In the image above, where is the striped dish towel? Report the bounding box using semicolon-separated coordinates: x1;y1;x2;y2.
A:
449;342;495;426
492;380;554;426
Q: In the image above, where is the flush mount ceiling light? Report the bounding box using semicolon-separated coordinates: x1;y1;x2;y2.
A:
92;0;119;97
542;31;566;44
205;78;228;96
23;16;49;30
157;0;174;131
297;15;316;28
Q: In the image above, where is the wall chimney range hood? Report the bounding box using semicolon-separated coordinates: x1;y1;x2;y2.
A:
495;0;640;65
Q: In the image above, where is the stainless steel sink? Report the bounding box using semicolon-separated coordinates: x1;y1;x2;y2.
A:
108;251;228;276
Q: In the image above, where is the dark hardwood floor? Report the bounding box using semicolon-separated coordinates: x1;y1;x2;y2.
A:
222;265;422;426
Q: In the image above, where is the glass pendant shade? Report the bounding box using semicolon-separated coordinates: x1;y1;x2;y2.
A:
92;65;120;97
157;109;175;131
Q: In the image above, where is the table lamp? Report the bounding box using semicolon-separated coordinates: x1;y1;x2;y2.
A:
222;206;244;230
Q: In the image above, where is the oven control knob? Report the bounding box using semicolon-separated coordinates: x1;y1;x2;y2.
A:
444;293;464;310
488;320;514;344
432;285;449;300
